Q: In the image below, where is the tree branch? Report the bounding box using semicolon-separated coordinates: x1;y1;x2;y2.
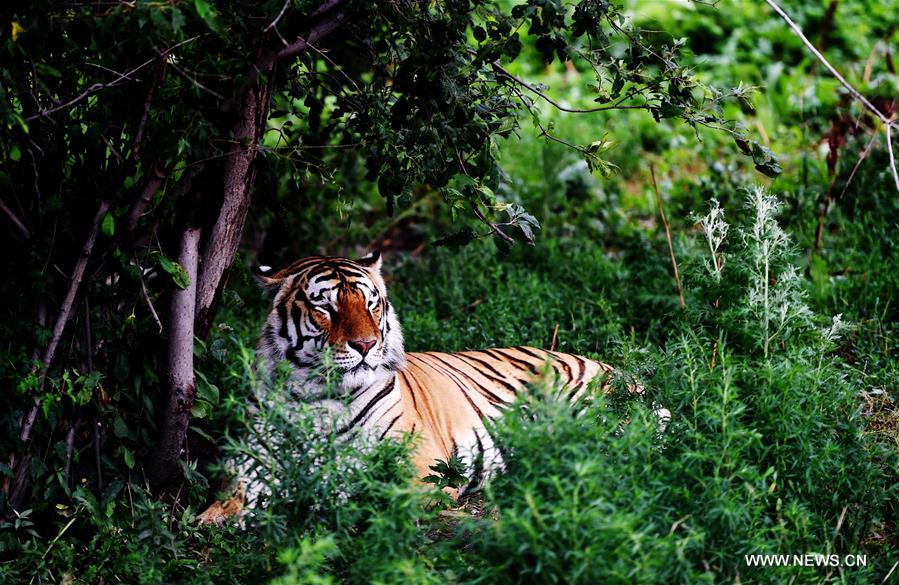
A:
887;121;899;193
124;165;168;235
138;257;164;333
63;418;79;488
151;0;350;488
265;0;291;34
233;0;349;104
0;197;31;240
131;64;165;158
764;0;899;193
26;36;201;122
471;202;515;245
18;201;110;444
483;53;647;114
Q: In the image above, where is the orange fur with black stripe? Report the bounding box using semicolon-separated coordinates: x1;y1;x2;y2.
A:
197;253;635;524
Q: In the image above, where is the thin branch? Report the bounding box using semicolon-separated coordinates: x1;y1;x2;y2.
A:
158;49;226;100
131;64;165;157
816;131;879;251
83;298;93;372
264;0;291;33
26;35;201;122
19;201;109;446
9;201;109;508
124;165;168;235
271;24;289;47
764;0;887;124
506;82;616;173
0;197;31;239
650;166;685;309
85;62;142;82
304;39;362;94
887;121;899;192
264;8;348;69
63;418;79;487
40;203;107;371
39;515;78;562
882;560;899;584
137;259;163;333
471;202;515;245
93;418;103;492
764;0;899;193
100;134;125;165
27;147;43;213
223;1;347;113
486;56;648;114
83;297;102;492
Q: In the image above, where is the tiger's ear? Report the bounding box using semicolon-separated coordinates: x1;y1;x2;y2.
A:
253;265;284;289
357;250;382;272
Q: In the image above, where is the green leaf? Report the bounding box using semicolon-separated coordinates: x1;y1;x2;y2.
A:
113;416;128;438
750;141;783;178
506;204;541;245
194;0;223;34
122;447;135;469
195;369;220;405
101;212;115;237
154;252;191;289
191;401;210;419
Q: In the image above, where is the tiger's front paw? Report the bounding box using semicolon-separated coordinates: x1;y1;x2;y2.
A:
195;496;244;525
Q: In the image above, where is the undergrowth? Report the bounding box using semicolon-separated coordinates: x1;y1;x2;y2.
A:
5;180;895;583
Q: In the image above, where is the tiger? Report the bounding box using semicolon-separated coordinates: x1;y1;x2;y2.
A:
196;252;659;524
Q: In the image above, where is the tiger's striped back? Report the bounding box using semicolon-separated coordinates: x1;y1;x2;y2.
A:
349;346;621;494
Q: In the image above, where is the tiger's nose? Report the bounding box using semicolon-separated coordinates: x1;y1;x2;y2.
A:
348;338;377;357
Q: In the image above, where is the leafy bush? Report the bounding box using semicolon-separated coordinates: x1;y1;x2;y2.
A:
463;190;896;584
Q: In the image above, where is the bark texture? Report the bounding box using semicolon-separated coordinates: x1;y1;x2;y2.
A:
148;225;201;490
195;81;272;339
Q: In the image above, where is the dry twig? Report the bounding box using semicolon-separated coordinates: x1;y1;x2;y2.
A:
650;166;685;309
19;201;109;445
0;197;30;239
764;0;899;193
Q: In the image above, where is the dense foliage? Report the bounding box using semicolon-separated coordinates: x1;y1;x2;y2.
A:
1;0;897;583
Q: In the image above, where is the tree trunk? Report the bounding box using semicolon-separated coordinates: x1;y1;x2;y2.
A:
148;4;347;491
149;82;271;490
195;81;272;339
148;224;201;491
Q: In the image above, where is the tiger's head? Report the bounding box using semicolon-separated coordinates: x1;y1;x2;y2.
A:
256;252;405;392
